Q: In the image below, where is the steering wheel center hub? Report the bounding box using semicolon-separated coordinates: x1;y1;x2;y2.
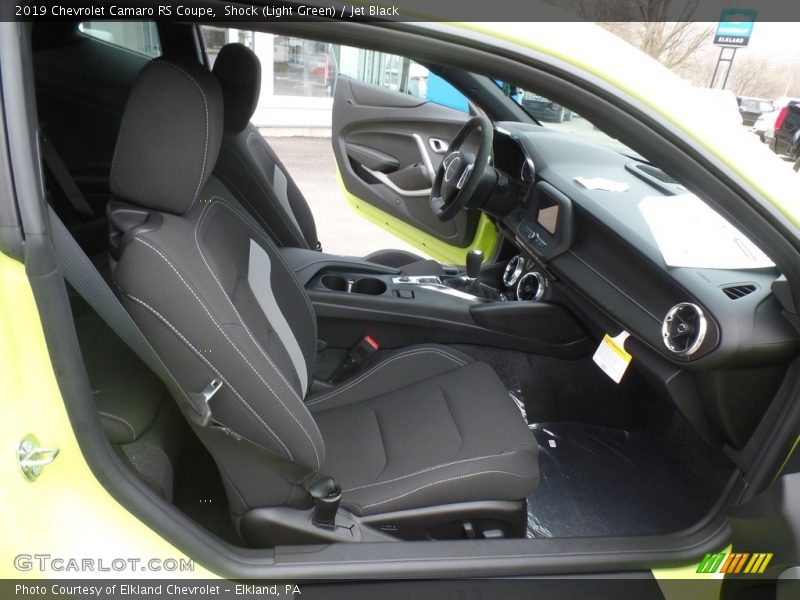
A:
443;152;463;182
429;115;493;222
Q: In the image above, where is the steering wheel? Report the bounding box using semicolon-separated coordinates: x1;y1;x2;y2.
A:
429;115;493;222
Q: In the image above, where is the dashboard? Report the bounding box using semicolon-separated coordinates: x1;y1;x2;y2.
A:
487;122;799;371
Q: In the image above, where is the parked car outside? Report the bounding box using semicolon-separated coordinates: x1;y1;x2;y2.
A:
520;91;573;122
762;97;800;149
752;109;778;142
737;96;774;126
769;100;800;161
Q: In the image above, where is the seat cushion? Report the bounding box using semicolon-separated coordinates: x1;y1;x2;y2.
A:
306;344;473;411
310;347;539;516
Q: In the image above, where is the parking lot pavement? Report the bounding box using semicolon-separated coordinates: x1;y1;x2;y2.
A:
265;136;432;260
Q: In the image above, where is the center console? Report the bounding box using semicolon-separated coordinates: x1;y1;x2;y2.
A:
280;247;592;358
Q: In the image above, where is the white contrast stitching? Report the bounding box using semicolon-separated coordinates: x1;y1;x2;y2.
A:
213;168;297;248
109;61;159;191
109;60;210;209
208;197;316;320
156;61;210;205
134;237;319;467
195;201;304;402
359;470;530;510
125;293;293;459
306;348;466;407
243;132;308;248
343;452;518;492
97;411;136;441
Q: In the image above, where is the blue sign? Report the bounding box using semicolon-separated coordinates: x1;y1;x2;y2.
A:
714;9;757;47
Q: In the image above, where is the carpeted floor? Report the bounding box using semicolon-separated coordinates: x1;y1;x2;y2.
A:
450;344;737;538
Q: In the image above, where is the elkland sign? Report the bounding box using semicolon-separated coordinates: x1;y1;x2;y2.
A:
713;9;757;47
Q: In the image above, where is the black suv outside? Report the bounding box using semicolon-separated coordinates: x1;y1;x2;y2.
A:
770;101;800;170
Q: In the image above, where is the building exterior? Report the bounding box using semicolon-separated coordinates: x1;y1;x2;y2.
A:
80;23;468;136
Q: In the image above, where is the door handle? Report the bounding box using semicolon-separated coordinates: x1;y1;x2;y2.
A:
429;138;449;154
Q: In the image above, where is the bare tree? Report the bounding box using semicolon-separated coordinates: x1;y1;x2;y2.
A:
728;56;771;97
549;0;714;71
545;0;799;99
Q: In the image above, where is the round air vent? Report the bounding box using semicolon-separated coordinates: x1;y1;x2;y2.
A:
516;271;546;302
503;255;524;287
662;302;707;357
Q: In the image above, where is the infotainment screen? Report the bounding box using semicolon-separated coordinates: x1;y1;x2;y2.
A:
534;195;559;235
519;181;572;260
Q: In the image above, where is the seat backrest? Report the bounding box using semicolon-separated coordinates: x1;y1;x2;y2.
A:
108;57;325;517
212;44;320;251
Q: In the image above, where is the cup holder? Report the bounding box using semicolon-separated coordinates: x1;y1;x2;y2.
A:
319;274;386;295
351;277;387;296
320;274;349;292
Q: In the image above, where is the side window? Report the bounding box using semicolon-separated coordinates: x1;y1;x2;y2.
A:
338;48;469;113
201;27;337;97
79;21;161;57
197;28;469;113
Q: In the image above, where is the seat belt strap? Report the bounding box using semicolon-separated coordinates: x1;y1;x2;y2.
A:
47;207;341;527
207;416;341;528
187;377;341;526
40;135;96;221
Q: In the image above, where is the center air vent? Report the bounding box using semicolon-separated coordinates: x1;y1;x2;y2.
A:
722;284;756;299
662;302;708;357
516;271;547;302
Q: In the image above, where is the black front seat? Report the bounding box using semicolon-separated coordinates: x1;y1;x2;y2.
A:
108;58;538;544
211;43;446;275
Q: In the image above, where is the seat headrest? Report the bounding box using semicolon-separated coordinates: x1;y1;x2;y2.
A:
212;43;261;133
110;59;223;215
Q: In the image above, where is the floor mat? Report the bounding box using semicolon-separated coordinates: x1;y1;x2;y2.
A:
526;422;732;538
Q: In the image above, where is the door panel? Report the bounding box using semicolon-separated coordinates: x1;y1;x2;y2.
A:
333;76;482;251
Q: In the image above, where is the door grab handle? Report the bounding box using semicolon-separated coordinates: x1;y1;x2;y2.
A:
429;138;449;154
363;166;431;197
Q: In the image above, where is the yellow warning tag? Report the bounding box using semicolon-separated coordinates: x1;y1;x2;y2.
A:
592;331;632;383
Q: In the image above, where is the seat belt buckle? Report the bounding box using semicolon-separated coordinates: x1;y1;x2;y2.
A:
186;379;223;427
330;336;379;383
311;483;342;530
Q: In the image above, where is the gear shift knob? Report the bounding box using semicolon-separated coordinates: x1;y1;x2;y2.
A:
466;249;483;279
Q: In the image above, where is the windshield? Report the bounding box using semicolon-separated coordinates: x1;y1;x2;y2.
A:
497;81;638;157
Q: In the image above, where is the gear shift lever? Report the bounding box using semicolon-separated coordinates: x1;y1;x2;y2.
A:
466;249;483;280
463;249;500;300
441;249;501;300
